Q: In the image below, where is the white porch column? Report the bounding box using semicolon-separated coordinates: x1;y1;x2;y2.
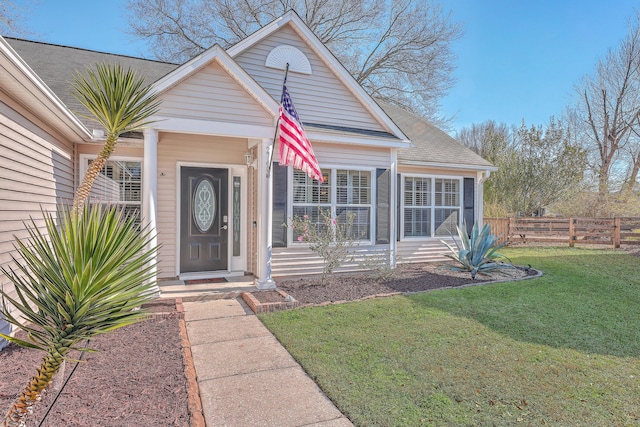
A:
478;170;490;225
143;128;160;294
390;148;398;268
255;138;276;289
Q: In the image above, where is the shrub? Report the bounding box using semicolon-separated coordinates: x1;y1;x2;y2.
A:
358;250;400;281
288;209;359;283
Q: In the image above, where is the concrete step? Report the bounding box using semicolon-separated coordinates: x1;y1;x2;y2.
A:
159;277;258;301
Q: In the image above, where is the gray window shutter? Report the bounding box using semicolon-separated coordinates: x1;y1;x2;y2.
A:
272;163;288;247
376;168;390;244
463;177;475;235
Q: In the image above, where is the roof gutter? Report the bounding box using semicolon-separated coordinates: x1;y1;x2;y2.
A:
399;160;498;172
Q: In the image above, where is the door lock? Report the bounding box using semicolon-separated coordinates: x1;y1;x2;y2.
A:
221;225;228;230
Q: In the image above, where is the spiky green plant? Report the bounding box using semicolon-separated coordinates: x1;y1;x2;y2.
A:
71;62;160;214
0;62;162;427
441;221;513;279
0;205;158;426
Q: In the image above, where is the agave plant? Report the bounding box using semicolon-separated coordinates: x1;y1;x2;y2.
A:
441;221;513;279
0;205;158;426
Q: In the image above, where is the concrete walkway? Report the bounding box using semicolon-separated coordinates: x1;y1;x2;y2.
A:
183;298;353;427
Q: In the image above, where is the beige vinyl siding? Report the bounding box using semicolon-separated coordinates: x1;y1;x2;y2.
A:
396;239;452;265
234;24;387;132
76;144;143;159
0;98;75;343
159;62;272;127
272;245;390;277
280;140;391;169
75;143;144;185
273;240;453;275
156;132;248;278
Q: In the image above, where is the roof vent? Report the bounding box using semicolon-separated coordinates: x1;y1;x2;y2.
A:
265;45;312;75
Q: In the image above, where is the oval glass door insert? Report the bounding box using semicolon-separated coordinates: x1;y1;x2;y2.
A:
193;179;216;232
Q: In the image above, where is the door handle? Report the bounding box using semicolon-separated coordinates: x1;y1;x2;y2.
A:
221;225;228;230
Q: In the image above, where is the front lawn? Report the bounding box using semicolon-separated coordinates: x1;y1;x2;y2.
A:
260;247;640;426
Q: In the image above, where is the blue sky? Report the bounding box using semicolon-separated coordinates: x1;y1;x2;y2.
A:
10;0;640;134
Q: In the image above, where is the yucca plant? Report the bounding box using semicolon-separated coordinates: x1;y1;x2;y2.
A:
71;62;160;214
441;221;513;279
0;63;161;426
0;205;158;426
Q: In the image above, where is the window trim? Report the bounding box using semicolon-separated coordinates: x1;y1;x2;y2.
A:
287;165;376;246
400;173;464;241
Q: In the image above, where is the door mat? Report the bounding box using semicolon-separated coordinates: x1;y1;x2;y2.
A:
184;278;228;285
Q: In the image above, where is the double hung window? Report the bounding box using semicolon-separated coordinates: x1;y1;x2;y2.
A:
402;176;462;238
291;168;372;243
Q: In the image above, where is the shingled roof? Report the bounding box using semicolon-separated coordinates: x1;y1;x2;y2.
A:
5;38;178;129
6;37;493;170
379;102;494;169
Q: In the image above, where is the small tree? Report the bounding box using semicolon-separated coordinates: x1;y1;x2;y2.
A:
289;209;359;283
71;63;160;213
0;63;161;426
459;118;586;216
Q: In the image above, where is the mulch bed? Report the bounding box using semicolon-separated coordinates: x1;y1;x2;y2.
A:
252;290;288;303
277;262;536;305
0;304;189;426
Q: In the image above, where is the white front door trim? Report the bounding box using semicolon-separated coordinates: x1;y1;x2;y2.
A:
175;161;247;279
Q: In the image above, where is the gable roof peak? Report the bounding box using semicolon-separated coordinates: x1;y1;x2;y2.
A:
152;43;279;116
227;11;409;143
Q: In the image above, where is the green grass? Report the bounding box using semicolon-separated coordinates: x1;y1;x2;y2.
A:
260;247;640;426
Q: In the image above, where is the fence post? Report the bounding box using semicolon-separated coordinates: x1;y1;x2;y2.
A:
614;217;621;248
508;217;514;244
569;218;575;247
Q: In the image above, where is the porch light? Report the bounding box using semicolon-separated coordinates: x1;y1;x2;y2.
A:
244;152;256;168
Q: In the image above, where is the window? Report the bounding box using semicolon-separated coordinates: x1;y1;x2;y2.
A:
291;168;372;243
84;157;142;224
402;175;462;238
404;177;431;237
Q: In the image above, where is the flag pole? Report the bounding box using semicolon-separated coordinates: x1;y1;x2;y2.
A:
266;63;290;178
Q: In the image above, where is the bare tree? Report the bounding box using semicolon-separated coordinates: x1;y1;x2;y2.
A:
123;0;461;123
0;0;36;37
575;16;640;210
620;125;640;197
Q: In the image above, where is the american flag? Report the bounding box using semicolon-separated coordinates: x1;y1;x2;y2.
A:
278;85;323;183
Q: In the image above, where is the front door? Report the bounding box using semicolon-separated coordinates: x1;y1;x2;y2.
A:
180;167;228;273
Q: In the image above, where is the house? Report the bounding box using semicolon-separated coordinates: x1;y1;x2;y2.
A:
0;12;494;343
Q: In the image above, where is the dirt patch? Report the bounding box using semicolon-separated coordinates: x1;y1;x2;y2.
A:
277;263;534;305
0;305;189;426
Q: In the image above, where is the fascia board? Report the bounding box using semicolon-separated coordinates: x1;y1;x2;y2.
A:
305;130;412;148
400;160;498;172
150;115;275;139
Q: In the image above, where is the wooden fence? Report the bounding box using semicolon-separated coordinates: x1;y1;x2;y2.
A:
484;217;640;248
